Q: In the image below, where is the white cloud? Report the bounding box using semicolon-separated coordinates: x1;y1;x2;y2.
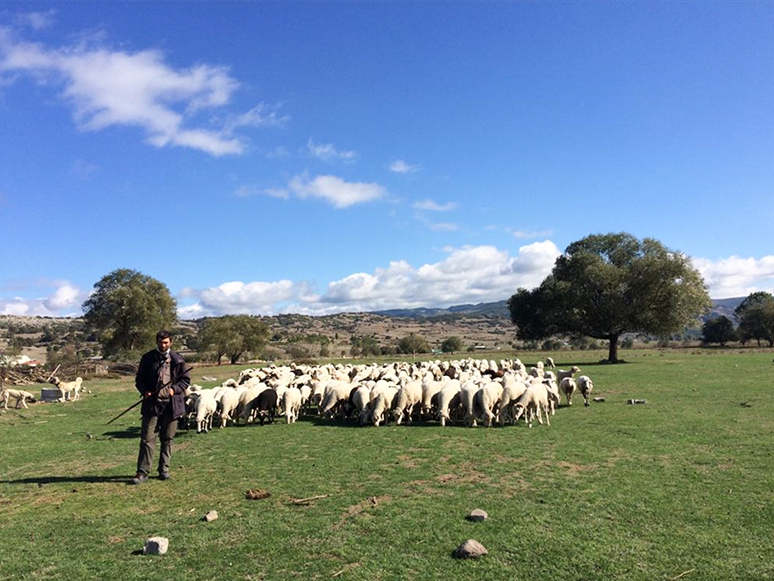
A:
234;185;289;199
0;281;85;317
288;174;385;209
413;199;458;212
177;242;562;317
179;280;318;317
306;139;356;162
511;229;553;240
0;28;273;156
224;102;289;134
15;11;56;31
693;255;774;299
389;159;420;174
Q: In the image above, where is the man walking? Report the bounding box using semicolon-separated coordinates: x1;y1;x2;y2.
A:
131;330;190;484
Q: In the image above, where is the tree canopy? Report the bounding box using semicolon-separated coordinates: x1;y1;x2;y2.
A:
508;233;711;362
198;315;270;364
82;268;177;358
734;291;774;347
702;315;736;346
397;333;430;357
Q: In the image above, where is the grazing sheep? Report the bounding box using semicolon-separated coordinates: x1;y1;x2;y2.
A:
1;388;36;409
195;388;219;433
392;380;422;425
513;383;551;428
473;381;504;427
545;356;556;369
217;388;241;428
370;386;398;427
460;379;482;427
499;378;528;426
436;383;462;427
577;375;594;407
320;380;353;419
48;376;83;402
250;388;278;425
282;387;302;424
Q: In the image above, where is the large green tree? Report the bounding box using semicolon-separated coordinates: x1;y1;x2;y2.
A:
734;291;774;347
508;233;711;363
198;315;270;364
82;268;177;357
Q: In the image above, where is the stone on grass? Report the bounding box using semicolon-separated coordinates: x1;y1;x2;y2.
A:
454;539;488;559
467;509;488;522
143;537;169;555
203;510;219;522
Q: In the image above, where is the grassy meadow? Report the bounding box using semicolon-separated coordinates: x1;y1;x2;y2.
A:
1;348;773;581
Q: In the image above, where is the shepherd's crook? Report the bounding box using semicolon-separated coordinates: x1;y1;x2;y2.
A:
106;366;192;425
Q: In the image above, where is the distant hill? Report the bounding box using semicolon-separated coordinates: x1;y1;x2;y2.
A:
377;297;743;322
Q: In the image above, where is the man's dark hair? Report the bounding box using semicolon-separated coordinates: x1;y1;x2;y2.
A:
156;330;173;341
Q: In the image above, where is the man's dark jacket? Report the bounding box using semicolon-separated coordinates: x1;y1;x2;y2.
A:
135;349;190;419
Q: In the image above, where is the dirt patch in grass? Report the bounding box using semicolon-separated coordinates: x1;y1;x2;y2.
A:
336;495;392;527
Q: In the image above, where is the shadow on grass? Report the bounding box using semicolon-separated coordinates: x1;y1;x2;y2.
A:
102;426;141;439
1;474;132;485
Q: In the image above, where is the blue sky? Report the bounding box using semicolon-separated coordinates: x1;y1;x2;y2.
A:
1;2;773;319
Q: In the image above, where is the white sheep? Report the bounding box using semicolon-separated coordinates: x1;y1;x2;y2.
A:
513;383;551;428
282;387;303;424
473;381;504;427
577;375;594;407
559;377;577;406
436;383;462;427
556;366;581;383
370;386;398;427
320;380;352;419
218;388;242;428
195;388;219;433
460;379;482;427
499;377;528;426
392;380;423;425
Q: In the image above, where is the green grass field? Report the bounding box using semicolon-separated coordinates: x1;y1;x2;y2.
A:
1;349;772;581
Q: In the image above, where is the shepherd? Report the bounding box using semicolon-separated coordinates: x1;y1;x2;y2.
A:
131;330;190;485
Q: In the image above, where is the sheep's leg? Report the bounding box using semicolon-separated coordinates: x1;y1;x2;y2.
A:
544;405;551;427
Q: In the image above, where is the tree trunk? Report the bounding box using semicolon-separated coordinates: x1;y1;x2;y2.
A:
607;334;620;363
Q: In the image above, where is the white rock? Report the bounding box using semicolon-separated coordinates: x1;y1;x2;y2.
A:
143;537;169;555
203;510;219;522
467;509;488;522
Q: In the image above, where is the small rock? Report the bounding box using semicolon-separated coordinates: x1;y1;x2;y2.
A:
203;510;218;522
454;539;488;559
467;509;488;522
592;397;605;403
143;537;169;555
627;399;647;405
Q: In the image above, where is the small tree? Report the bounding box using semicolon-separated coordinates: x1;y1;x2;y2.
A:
82;269;177;358
398;333;430;357
702;316;737;346
441;336;463;354
198;315;270;364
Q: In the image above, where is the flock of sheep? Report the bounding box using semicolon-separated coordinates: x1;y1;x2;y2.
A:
183;356;595;432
